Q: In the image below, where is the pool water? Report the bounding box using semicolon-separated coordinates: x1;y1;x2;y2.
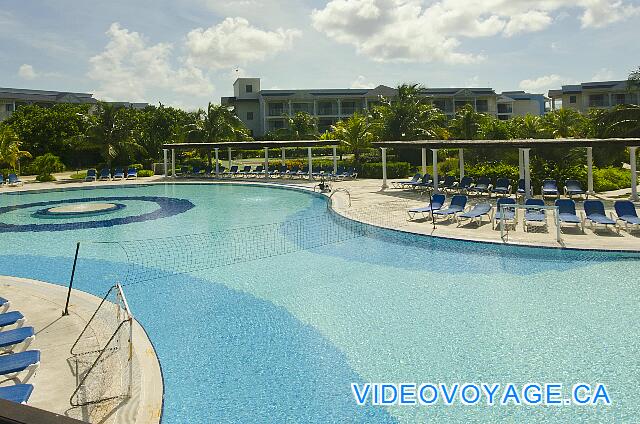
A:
1;183;639;423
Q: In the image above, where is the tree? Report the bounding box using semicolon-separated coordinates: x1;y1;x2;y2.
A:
138;104;193;162
331;113;375;163
448;104;487;140
627;66;640;91
541;108;585;138
509;114;545;139
480;117;511;140
0;125;32;171
598;104;640;137
30;153;65;181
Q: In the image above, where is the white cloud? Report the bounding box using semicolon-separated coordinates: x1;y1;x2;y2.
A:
311;0;640;63
18;64;37;80
351;75;375;88
591;68;615;81
519;74;565;93
89;23;214;102
185;17;301;70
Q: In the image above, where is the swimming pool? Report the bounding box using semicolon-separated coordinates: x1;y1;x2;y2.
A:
1;183;639;423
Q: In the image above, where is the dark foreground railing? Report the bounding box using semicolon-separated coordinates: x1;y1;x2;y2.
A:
0;399;87;424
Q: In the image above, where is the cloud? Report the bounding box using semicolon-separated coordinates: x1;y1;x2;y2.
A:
351;75;375;88
311;0;640;63
89;23;214;102
519;74;565;93
591;68;615;81
185;17;301;70
18;64;37;80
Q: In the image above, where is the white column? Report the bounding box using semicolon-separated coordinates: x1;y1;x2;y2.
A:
518;148;524;179
381;147;388;190
332;145;338;174
421;148;427;175
586;147;594;195
264;148;269;179
458;149;465;179
228;147;232;169
281;147;286;166
523;148;531;199
171;149;176;178
631;146;638;201
432;149;439;192
308;147;313;179
337;99;341;117
214;148;219;177
163;149;168;177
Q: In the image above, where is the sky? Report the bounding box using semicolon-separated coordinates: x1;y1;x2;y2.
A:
2;0;639;110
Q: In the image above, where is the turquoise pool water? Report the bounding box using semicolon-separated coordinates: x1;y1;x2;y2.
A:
1;183;639;423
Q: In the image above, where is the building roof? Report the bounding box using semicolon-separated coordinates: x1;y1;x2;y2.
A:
0;87;96;103
548;80;636;97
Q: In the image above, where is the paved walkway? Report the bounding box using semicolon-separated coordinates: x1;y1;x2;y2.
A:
0;276;162;424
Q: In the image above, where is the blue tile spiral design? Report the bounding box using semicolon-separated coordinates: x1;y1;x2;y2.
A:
0;196;194;232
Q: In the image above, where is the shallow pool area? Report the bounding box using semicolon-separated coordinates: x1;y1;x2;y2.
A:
1;183;639;423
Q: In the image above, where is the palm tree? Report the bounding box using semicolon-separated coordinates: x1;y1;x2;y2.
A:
284;112;318;140
598;104;640;137
541;108;585;138
479;117;511;140
331;113;374;163
448;104;486;140
85;102;143;167
509;114;544;139
0;125;31;171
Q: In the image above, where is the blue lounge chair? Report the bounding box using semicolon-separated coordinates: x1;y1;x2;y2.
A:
346;168;358;179
541;179;559;198
251;165;264;177
458;176;474;192
237;165;252;177
564;180;587;199
85;169;97;182
493;197;517;229
441;175;458;193
0;173;3;185
393;173;421;189
223;165;238;177
99;168;111;181
470;177;492;195
457;203;492;226
0;384;34;404
555;199;583;231
0;311;25;329
297;166;310;179
433;195;467;222
414;174;432;190
127;168;138;179
7;173;22;186
407;194;445;220
273;166;287;177
614;200;640;232
0;327;35;353
516;179;534;198
492;178;512;196
0;350;40;383
0;296;9;313
191;166;201;176
523;198;547;231
113;168;124;180
584;200;618;233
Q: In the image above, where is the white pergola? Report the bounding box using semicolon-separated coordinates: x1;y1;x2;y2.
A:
162;140;340;180
374;139;640;201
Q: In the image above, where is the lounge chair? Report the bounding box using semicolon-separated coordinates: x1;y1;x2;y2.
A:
223;165;238;178
192;166;202;176
555;199;583;231
564;180;587;199
457;202;492;226
583;200;618;233
85;169;97;182
99;168;111;181
274;166;287;178
0;327;35;353
0;311;25;329
432;195;467;222
393;173;421;189
407;194;446;220
296;166;310;179
414;174;432;191
523;198;547;231
470;177;492;195
541;179;559;198
0;173;3;185
493;197;517;229
440;175;458;193
0;350;40;383
458;176;474;193
251;165;264;177
345;168;358;179
285;166;299;178
516;179;533;198
238;165;252;177
112;168;125;180
614;200;640;232
0;384;34;404
492;178;512;196
7;173;22;186
0;296;9;313
126;168;138;179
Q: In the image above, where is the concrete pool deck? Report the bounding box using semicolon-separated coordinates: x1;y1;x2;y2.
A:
0;276;162;424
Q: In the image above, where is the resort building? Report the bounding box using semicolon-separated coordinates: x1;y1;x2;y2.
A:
222;78;547;137
0;87;96;121
548;80;640;112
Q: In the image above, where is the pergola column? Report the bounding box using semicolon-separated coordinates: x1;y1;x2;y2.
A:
264;148;269;179
631;146;638;201
458;149;465;179
523;148;532;199
518;148;524;180
281;147;286;166
586;147;594;195
421;148;427;175
308;147;313;179
163;149;168;177
381;147;388;190
214;148;219;177
332;145;338;174
432;149;439;192
171;149;176;178
227;147;232;169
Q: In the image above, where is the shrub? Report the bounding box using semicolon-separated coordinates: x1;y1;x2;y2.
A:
30;153;65;181
137;169;154;177
357;162;411;179
593;167;631;192
70;172;87;180
128;163;144;171
36;174;56;182
465;162;519;182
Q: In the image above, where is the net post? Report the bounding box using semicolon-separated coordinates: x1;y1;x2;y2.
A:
63;241;81;316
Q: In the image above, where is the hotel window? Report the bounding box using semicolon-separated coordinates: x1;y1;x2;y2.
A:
5;103;14;112
614;94;626;105
569;96;577;104
246;84;253;93
247;112;254;121
497;103;512;114
268;103;285;116
476;99;489;112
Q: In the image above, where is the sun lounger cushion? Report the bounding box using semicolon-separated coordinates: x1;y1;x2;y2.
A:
0;384;34;404
0;327;34;348
459;203;491;219
0;350;40;375
0;311;24;328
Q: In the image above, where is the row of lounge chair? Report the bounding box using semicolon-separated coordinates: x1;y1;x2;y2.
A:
0;296;39;405
408;195;640;234
394;174;589;199
177;165;358;180
0;173;23;187
85;168;138;182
